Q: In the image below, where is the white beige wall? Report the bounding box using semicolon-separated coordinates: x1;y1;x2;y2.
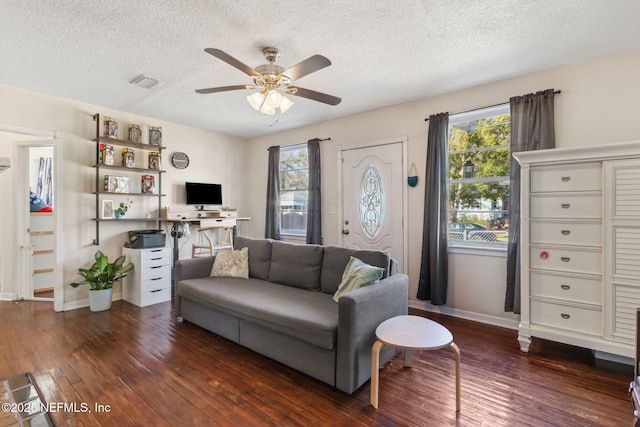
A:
244;48;640;326
0;84;248;309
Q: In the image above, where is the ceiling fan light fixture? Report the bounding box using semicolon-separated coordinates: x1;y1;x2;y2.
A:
259;103;276;115
279;96;294;113
247;91;265;111
265;89;282;108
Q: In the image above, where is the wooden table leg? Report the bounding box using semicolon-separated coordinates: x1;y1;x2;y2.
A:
449;342;461;412
404;348;413;367
370;340;384;409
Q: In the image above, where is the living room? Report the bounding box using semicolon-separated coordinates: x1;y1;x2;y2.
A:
1;2;640;425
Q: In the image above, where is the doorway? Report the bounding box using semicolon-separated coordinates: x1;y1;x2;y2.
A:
1;123;63;311
340;138;407;272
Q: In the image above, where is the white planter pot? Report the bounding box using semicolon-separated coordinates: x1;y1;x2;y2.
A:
89;288;113;312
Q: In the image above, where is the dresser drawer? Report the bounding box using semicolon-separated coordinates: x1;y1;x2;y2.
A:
530;221;601;247
140;264;171;283
141;275;170;293
531;164;601;193
141;247;170;262
199;218;236;228
530;194;601;219
530;245;601;275
530;271;601;305
531;300;601;335
140;287;171;307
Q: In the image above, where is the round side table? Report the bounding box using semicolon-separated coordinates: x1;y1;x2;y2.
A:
370;315;460;411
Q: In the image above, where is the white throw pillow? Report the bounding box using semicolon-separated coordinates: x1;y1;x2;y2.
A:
210;247;249;279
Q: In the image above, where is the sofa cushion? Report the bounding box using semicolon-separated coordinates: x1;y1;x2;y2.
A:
177;277;338;349
234;236;272;280
332;256;384;302
269;241;323;291
210;247;249;279
320;246;390;294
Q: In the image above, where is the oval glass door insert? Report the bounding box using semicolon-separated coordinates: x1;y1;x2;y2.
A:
359;164;384;238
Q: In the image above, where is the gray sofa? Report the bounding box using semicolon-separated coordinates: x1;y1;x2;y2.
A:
175;236;408;394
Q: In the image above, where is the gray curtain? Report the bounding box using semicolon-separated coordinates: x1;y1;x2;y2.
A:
505;89;556;313
306;138;322;244
417;112;449;305
265;145;281;240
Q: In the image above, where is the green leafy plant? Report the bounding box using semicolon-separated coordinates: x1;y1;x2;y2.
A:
116;198;133;216
69;250;134;290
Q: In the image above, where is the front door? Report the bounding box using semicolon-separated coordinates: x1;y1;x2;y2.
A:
341;141;405;272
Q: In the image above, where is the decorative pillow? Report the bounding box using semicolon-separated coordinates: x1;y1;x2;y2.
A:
210;247;249;279
332;256;384;302
30;191;52;212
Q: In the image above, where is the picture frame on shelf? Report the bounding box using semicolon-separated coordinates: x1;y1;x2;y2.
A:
102;200;114;219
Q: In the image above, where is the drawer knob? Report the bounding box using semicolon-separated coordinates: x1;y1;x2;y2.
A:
561;313;571;319
560;203;571;209
560;284;571;290
561;176;571;182
561;256;571;262
560;230;571;235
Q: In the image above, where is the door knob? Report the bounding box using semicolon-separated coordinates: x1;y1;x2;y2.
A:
342;229;350;235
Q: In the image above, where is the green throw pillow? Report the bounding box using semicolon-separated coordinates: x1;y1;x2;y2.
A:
333;256;384;302
210;247;249;279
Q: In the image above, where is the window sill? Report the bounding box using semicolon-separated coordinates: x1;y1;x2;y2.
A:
448;245;507;258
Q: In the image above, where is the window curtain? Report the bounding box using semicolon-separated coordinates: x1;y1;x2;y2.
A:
306;138;322;244
37;157;54;207
265;145;281;240
505;89;556;313
417;112;449;305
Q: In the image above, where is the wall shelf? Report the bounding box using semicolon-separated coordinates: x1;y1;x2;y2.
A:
91;113;165;245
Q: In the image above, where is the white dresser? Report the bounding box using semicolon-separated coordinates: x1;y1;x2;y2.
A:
515;141;640;359
122;247;171;307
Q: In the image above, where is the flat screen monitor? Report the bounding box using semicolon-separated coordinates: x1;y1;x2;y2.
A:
185;182;222;207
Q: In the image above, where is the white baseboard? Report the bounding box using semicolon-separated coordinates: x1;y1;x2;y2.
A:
0;292;17;301
408;300;520;331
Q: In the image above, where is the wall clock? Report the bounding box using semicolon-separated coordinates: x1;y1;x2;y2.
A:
171;152;189;169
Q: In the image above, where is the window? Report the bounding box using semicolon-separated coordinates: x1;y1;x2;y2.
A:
448;104;511;249
279;144;308;235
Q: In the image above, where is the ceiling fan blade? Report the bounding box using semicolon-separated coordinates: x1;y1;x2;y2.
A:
195;84;255;94
288;86;341;106
204;48;261;77
280;55;331;81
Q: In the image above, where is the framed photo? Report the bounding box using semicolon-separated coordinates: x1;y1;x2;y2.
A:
101;200;114;219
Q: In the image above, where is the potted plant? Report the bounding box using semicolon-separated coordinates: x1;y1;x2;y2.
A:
115;198;133;218
69;250;134;312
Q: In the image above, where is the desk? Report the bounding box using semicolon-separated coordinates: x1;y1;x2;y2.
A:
370;315;460;411
167;216;250;294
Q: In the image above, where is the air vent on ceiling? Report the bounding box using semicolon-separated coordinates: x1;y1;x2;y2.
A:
130;74;160;89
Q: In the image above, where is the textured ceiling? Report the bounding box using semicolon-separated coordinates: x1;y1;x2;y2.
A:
1;0;640;138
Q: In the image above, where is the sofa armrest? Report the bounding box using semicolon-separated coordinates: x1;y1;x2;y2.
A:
336;273;408;394
175;256;215;282
175;256;215;320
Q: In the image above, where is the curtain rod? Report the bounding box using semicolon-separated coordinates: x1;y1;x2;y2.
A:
424;90;561;122
268;137;331;150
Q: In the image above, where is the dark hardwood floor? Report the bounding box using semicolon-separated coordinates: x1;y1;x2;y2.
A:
0;299;633;426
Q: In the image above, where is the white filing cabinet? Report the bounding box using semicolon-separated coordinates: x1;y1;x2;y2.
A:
122;247;171;307
514;141;640;359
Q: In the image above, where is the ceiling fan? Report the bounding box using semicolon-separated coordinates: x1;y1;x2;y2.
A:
196;47;341;115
